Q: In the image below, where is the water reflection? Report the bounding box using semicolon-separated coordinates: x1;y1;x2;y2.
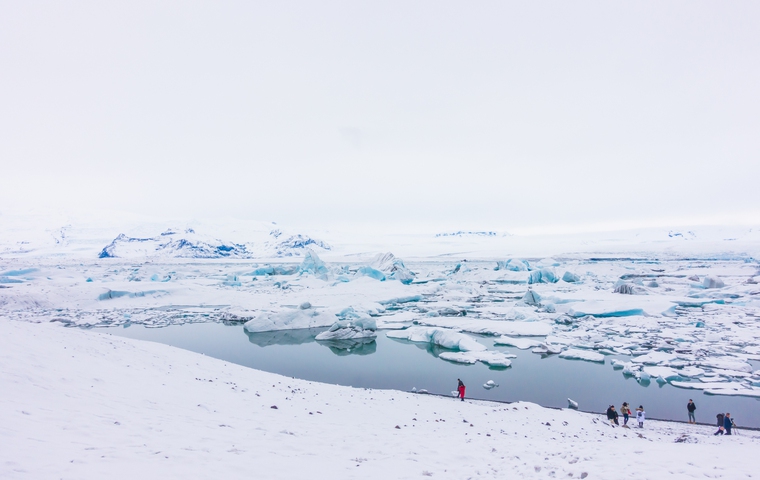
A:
317;337;377;356
245;328;324;347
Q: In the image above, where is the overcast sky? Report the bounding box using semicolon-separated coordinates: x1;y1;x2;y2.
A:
1;1;758;233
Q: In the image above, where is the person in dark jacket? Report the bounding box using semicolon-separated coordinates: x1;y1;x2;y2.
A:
687;400;696;424
715;413;725;435
457;379;465;402
724;413;733;435
606;405;619;426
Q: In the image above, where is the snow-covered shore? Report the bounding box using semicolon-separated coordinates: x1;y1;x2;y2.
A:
2;320;758;479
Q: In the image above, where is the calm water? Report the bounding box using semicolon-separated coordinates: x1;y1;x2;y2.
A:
108;322;760;428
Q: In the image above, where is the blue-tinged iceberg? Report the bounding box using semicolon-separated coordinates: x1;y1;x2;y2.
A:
243;304;335;333
370;252;415;284
527;268;559;284
298;249;329;280
496;259;530;271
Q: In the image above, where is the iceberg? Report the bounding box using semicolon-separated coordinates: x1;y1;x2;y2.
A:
522;290;542;306
562;271;580;283
702;276;725;289
243;306;336;333
558;348;605;363
439;350;514;368
370;252;415;284
249;265;298;276
496;258;530;271
356;266;386;281
494;336;544;350
379;295;422;305
298;249;329;280
613;282;646;295
643;366;683;382
527;268;559;284
698;358;753;373
483;380;499;389
315;317;377;342
386;327;486;352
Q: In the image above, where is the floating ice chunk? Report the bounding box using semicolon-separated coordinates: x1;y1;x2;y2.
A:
298;249;329;280
643;366;683;381
483;380;499;389
622;362;641;376
496;258;530;271
528;268;559;284
250;265;298;276
562;271;580;283
494;336;544;350
702;276;725;289
243;307;336;333
315;318;377;341
417;318;552;337
631;351;682;365
558;349;605;363
567;398;579;409
531;343;563;355
522;290;542;306
678;366;705;377
379;295;422;305
611;359;626;370
370;252;415;284
670;381;759;397
614;282;646;295
698;358;753;373
568;303;645;318
704;387;760;398
97;289;167;301
439;350;513;367
387;327;487;352
357;266;385;281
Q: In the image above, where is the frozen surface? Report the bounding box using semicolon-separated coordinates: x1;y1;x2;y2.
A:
1;218;760;406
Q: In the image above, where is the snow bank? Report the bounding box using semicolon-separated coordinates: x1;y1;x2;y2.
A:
4;311;760;480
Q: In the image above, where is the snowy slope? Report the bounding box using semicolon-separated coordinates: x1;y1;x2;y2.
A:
1;319;758;480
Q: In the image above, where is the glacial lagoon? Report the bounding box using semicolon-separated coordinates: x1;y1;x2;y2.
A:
110;322;760;428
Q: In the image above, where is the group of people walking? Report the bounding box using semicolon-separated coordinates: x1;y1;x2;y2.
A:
454;381;738;435
606;403;645;428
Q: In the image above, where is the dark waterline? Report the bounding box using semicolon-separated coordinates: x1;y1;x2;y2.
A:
107;322;760;428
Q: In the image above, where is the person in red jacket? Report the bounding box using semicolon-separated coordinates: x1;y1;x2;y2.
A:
457;379;465;401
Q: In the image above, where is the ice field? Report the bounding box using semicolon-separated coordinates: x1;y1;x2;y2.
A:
2;219;760;478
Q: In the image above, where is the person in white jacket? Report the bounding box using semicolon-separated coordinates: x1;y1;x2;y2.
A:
636;405;645;428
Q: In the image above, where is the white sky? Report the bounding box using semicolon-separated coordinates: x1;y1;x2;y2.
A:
1;1;758;233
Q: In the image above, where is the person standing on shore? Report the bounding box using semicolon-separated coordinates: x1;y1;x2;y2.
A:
687;399;696;424
606;405;619;426
621;402;632;427
636;405;645;428
457;379;465;402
